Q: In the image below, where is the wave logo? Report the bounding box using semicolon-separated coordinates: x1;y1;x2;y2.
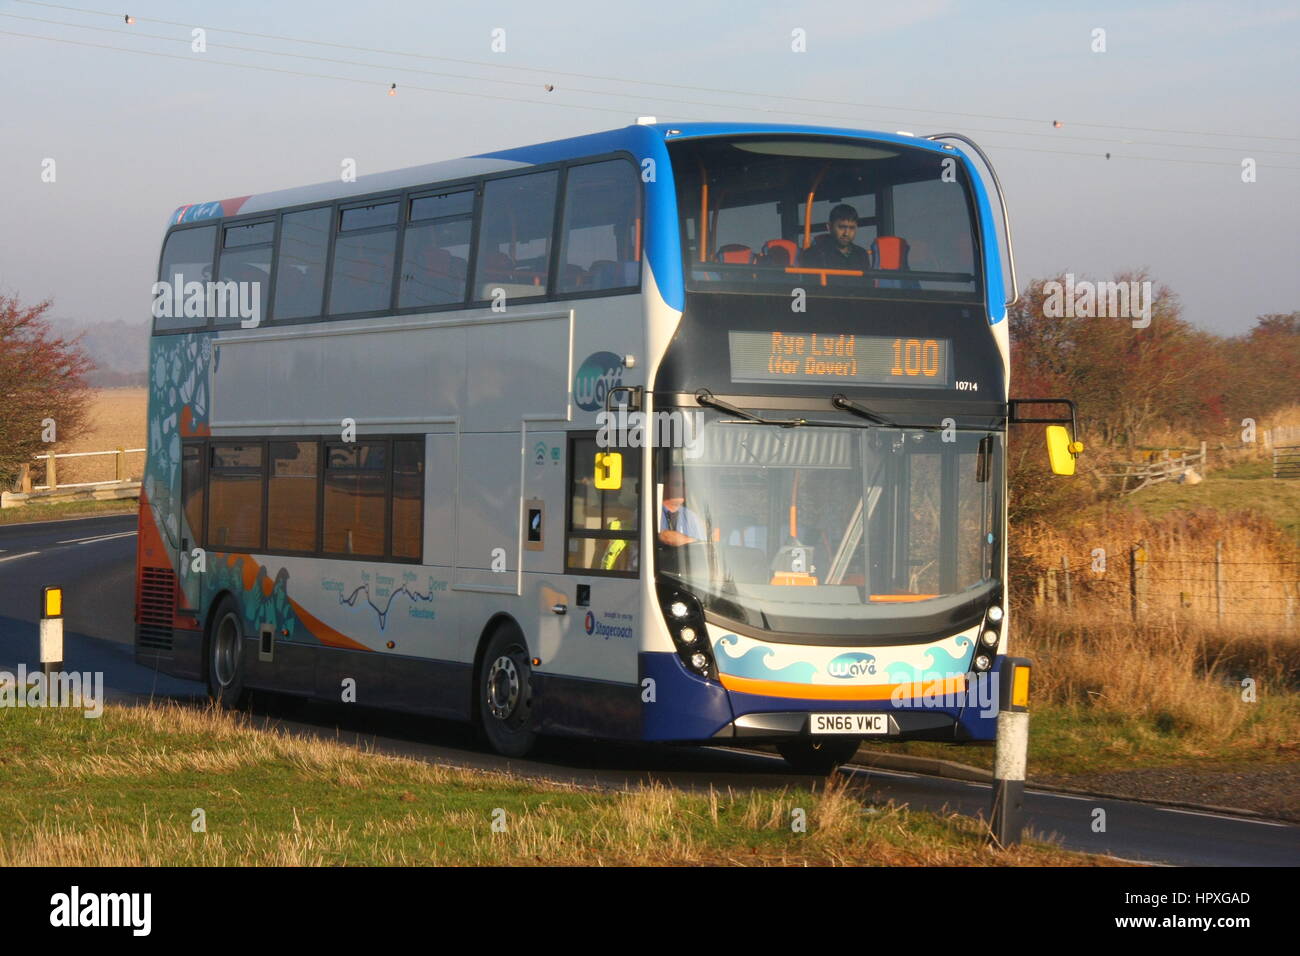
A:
827;652;877;679
574;351;624;412
584;611;596;635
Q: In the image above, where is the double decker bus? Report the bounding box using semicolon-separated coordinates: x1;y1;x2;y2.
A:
136;121;1080;771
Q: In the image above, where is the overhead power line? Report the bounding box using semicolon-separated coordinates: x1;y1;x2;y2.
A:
4;10;1299;158
3;24;1298;170
13;0;1299;145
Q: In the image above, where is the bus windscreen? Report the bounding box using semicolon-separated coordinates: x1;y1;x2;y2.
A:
669;136;981;301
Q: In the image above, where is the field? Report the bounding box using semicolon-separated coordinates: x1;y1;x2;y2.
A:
3;388;148;522
48;387;148;487
0;702;1113;866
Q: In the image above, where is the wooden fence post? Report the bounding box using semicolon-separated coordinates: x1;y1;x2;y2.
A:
45;454;57;490
18;464;32;493
115;448;126;482
1061;555;1072;607
1035;575;1045;609
1130;541;1147;622
1046;567;1057;607
1200;440;1207;469
1215;540;1225;624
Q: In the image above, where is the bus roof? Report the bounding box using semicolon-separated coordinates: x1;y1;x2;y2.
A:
165;122;955;227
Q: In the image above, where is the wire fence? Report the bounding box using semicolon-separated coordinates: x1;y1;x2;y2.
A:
1019;544;1300;629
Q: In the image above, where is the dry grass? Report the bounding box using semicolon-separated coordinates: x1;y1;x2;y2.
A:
1016;610;1300;742
1015;508;1298;634
48;387;147;485
0;701;1113;867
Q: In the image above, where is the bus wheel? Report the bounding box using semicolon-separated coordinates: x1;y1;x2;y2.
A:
778;737;860;774
477;626;536;758
206;596;249;711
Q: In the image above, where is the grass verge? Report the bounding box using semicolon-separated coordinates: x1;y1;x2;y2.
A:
0;701;1112;866
0;499;136;525
870;613;1300;782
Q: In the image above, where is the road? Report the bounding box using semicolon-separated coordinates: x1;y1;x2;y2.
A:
1;513;1297;866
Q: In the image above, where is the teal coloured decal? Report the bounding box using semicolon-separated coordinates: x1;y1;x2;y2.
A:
713;634;817;682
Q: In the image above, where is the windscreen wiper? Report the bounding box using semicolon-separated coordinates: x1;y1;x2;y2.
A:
695;389;806;428
831;393;897;427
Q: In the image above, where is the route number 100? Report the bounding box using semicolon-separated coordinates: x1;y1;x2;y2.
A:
890;338;941;377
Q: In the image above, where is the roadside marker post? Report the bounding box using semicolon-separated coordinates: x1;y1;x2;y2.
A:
40;586;64;704
990;657;1031;848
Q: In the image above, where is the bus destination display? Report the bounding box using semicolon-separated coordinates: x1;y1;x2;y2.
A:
729;331;951;387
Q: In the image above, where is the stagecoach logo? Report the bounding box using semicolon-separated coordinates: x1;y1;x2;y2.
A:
574;351;624;412
827;652;877;679
583;610;633;640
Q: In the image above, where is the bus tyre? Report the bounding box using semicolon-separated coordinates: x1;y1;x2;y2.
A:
778;737;860;774
206;596;249;711
478;626;537;758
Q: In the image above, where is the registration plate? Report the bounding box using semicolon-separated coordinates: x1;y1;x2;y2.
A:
810;713;890;735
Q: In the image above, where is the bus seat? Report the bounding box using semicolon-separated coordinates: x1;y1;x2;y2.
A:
871;236;921;289
420;246;456;279
715;244;755;264
478;250;515;281
558;262;588;292
758;238;798;268
590;259;637;289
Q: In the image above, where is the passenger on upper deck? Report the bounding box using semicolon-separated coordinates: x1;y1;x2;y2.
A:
798;204;870;272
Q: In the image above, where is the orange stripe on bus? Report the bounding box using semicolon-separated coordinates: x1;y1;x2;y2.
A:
719;673;966;701
288;597;373;651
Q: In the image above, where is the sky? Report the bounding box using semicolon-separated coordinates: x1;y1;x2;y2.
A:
1;0;1297;338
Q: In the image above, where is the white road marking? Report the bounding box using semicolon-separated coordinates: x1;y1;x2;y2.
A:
0;551;40;563
1153;806;1291;827
56;531;138;545
1032;791;1093;801
855;767;922;781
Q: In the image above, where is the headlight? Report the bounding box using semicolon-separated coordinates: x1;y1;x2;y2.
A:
987;604;1004;623
981;629;999;647
656;581;716;678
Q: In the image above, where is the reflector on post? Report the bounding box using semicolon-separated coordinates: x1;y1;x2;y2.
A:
1012;663;1031;710
42;586;63;619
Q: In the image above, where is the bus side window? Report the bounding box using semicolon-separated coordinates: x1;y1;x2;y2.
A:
208;442;264;550
181;441;206;545
400;190;473;309
267;441;319;552
156;225;216;332
329;200;400;316
557;159;641;294
391;439;424;560
273;207;331;320
322;441;387;557
566;435;640;575
472;170;558;302
216;220;273;326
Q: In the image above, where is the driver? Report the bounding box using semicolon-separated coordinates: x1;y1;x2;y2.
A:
658;471;705;546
